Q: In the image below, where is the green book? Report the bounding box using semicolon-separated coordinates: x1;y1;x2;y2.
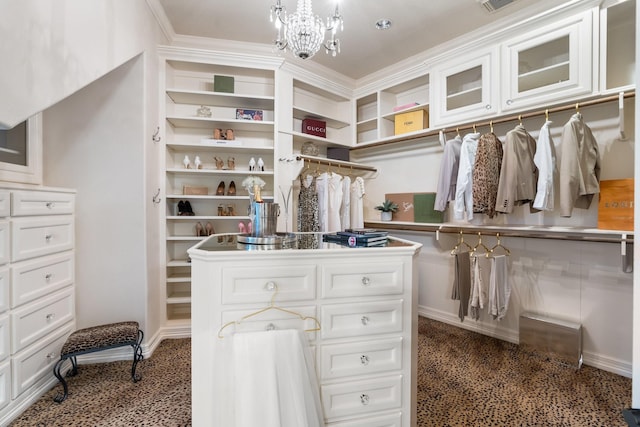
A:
213;75;234;93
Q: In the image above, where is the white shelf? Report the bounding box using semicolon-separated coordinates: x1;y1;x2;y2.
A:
166;115;274;131
166;88;274;110
167;215;251;220
286;130;350;147
292;107;350;129
166;168;274;176
167;141;273;153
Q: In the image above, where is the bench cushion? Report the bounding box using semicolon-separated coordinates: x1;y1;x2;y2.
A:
61;321;140;357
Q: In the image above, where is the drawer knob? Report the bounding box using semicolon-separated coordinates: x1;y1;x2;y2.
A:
46;202;54;209
46;313;55;322
361;316;369;326
45;273;53;281
361;277;370;286
485;104;492;110
360;394;370;405
360;355;370;365
45;234;52;242
46;352;57;360
264;281;276;291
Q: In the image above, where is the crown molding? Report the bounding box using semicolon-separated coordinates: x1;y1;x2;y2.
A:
145;0;175;42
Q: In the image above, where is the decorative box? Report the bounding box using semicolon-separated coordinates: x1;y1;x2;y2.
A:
385;193;415;222
213;75;234;93
302;118;326;138
183;186;208;196
598;178;634;230
236;109;263;121
413;193;443;223
394;110;429;135
327;147;349;162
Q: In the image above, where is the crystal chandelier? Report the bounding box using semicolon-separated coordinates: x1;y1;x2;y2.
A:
270;0;343;60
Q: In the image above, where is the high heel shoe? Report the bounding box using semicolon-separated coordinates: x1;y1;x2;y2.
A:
205;222;214;236
249;157;256;171
214;157;224;170
227;181;236;196
227;204;236;216
228;157;235;170
184;201;195;216
257;157;264;171
177;200;185;216
195;222;205;237
216;181;225;195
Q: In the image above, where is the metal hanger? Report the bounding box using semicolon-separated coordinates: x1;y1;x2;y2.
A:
451;231;473;255
217;284;321;338
490;233;510;256
472;232;491;255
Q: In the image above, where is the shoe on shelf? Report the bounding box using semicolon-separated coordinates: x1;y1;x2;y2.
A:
195;222;205;237
228;157;235;170
205;222;214;236
227;204;236;216
257;157;265;171
177;200;185;216
249;157;256;171
216;181;225;195
218;204;225;216
227;181;236;196
184;201;195;216
214;156;224;170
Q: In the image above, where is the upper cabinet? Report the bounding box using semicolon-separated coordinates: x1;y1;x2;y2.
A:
430;46;499;126
500;9;595;111
600;0;636;93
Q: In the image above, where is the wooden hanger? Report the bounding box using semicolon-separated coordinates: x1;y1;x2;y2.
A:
451;231;473;255
217;285;321;338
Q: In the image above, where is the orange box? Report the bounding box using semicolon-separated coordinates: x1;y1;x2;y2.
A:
385;193;415;222
394;110;428;135
598;179;633;230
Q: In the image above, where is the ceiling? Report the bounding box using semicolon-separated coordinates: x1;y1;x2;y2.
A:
155;0;572;80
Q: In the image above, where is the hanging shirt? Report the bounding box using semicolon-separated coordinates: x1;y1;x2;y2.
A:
495;125;538;214
350;176;365;229
340;175;351;231
327;172;343;232
453;132;480;221
472;133;503;218
315;173;329;232
532;120;557;211
435;135;462;212
559;112;601;217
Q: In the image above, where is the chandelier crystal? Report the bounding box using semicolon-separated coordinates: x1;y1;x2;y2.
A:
270;0;343;60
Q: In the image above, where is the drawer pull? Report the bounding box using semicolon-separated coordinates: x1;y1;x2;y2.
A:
361;276;370;286
360;394;370;405
361;316;369;326
45;273;53;281
360;355;370;365
45;234;53;242
264;281;276;291
46;313;55;322
46;202;55;209
46;352;57;360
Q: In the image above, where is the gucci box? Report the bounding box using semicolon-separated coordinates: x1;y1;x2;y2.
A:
302;118;326;138
598;178;634;231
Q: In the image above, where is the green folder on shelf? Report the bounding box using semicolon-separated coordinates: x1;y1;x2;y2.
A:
413;193;443;223
213;75;234;93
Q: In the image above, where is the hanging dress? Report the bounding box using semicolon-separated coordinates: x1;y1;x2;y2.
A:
297;174;319;249
340;175;352;231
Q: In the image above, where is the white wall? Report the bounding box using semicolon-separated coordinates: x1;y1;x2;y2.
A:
0;0;168;129
353;100;635;376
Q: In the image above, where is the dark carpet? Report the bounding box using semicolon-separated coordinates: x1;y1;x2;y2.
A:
9;317;631;426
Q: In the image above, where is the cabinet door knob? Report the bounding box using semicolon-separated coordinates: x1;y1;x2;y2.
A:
46;202;54;209
361;276;370;286
485;104;492;110
46;313;55;322
45;273;53;281
360;355;370;365
45;234;52;242
506;99;513;105
360;394;370;405
264;281;276;291
361;315;369;326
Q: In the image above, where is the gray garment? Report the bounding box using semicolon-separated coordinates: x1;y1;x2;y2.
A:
559;113;601;217
495;125;539;214
452;251;471;322
488;255;510;321
435;136;462;212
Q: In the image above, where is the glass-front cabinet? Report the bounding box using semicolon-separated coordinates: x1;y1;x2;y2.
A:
500;9;595;111
430;47;499;126
600;0;636;92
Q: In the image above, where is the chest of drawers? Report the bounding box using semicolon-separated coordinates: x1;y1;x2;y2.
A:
189;237;421;426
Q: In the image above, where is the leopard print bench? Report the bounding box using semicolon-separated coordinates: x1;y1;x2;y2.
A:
52;321;144;403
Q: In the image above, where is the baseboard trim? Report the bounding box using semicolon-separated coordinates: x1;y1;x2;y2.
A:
418;305;632;378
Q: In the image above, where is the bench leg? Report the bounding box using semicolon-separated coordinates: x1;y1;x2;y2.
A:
53;356;77;403
130;329;144;382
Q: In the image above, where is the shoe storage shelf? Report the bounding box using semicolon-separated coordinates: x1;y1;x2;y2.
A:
160;51;277;323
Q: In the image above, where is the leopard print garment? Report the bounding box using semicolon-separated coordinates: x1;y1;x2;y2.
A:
472;132;503;218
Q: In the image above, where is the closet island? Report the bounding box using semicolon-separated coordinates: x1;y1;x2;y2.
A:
188;233;422;426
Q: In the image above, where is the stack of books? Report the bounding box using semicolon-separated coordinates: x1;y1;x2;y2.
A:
322;229;389;247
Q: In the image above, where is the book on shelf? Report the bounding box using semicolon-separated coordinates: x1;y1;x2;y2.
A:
339;229;389;238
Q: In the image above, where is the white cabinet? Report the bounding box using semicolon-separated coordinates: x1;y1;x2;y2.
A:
600;0;636;93
160;48;278;322
501;9;595;111
0;188;75;424
430;47;499;126
189;237;421;426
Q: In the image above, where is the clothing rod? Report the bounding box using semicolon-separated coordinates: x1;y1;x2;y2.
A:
351;91;635;151
365;221;634;244
296;155;378;172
